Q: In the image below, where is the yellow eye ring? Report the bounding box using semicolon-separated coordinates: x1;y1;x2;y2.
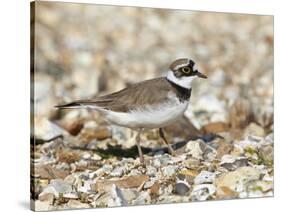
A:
182;67;192;74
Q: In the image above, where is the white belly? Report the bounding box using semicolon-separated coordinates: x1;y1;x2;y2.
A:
104;100;189;129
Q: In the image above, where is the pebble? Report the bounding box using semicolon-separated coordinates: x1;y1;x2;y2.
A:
41;179;73;198
93;175;149;193
220;155;248;171
120;189;138;202
215;167;261;195
244;123;265;137
132;191;151;205
146;166;157;177
33;117;65;142
190;184;216;201
144;179;156;189
161;165;177;177
183;158;201;169
194;171;216;185
110;166;127;177
38;192;54;203
108;184;128;206
201;122;229;134
185;140;204;160
34;200;51;211
66;200;90;209
175;181;190;196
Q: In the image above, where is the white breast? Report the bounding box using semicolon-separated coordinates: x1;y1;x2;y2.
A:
104;99;188;129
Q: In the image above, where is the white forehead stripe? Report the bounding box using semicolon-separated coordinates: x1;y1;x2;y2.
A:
174;62;189;70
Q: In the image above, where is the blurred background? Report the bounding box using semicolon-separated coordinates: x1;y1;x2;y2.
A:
31;2;274;209
33;2;273;127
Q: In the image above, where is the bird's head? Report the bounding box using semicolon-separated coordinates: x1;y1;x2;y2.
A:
167;58;207;89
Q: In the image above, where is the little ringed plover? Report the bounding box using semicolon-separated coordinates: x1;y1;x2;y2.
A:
56;58;207;162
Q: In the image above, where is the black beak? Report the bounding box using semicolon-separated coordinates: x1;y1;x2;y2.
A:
196;70;207;79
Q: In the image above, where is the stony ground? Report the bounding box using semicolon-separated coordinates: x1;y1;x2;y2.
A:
31;2;273;211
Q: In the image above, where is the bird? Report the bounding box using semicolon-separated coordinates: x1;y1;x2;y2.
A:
55;58;207;163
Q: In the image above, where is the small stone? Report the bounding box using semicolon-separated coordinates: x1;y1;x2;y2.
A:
162;165;177;177
63;118;84;136
64;175;76;185
108;184;128;207
157;154;173;166
259;145;273;165
146;166;157;177
132;191;151;205
78;126;112;145
63;193;79;199
57;150;80;164
77;180;91;193
220;155;248;171
194;171;216;185
75;160;88;171
248;180;273;193
238;136;263;149
81;152;91;160
178;169;199;177
38;192;54;203
92;192;111;207
162;184;174;195
190;184;216;201
32;179;48;197
92;154;102;161
178;169;198;184
111;125;133;147
33;117;65;143
149;181;160;196
66;200;90;209
110;166;127;177
265;133;274;145
42;179;73;198
92;126;112;140
175;181;190;196
35;164;70;180
185;140;204;160
183;158;201;169
93;175;149;193
102;164;113;174
152;158;161;168
144;180;156;189
216;142;233;159
129;169;142;176
215;167;261;195
120;189;138;202
216;186;239;199
201;122;229;134
34;200;50;211
244;122;265;137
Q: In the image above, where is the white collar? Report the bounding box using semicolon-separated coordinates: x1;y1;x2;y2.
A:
166;70;195;89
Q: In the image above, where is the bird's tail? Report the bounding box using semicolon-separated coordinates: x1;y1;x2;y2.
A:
55;99;111;111
54;101;84;109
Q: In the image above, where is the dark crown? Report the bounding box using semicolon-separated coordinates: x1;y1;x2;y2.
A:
170;58;193;71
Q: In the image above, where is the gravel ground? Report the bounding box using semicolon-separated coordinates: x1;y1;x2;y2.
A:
31;2;273;211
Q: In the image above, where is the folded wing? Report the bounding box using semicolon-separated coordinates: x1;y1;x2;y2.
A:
55;77;173;112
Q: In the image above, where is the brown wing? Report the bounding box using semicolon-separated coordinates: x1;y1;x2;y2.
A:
56;77;173;112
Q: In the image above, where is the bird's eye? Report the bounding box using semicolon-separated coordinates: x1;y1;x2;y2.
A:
182;67;192;74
